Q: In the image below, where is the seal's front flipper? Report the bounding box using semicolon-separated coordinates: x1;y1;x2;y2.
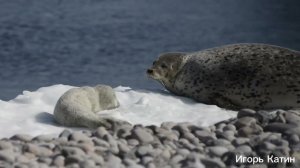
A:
210;93;240;110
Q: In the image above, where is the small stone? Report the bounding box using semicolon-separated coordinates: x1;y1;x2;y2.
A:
32;135;54;142
195;130;215;142
284;112;300;125
118;142;130;155
25;144;52;157
93;127;108;138
128;139;140;146
142;156;153;165
37;157;52;164
235;117;256;128
61;147;86;156
264;123;297;133
52;155;65;167
106;154;122;168
132;127;154;144
289;134;300;144
89;153;104;165
161;149;171;160
176;148;190;156
103;134;119;154
0;141;13;150
147;162;156;168
59;129;72;138
0;149;15;163
260;141;276;151
223;124;236;132
232;137;250;146
70;132;91;142
234;145;252;154
16;155;29;163
136;145;153;156
200;158;226;168
10;134;32;142
213;139;231;146
79;159;96;167
92;138;110;147
170;154;184;164
237;109;256;118
207;146;229;157
238;124;263;137
65;155;82;165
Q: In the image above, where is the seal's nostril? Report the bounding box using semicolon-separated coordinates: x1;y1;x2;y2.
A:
147;69;153;74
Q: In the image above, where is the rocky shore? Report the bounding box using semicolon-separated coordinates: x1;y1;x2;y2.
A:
0;109;300;168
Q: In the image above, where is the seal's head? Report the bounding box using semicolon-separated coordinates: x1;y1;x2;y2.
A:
147;52;186;88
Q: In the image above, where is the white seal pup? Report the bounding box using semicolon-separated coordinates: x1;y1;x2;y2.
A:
54;85;126;128
147;43;300;110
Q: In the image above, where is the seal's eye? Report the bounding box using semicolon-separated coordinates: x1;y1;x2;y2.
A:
161;64;167;69
153;61;157;65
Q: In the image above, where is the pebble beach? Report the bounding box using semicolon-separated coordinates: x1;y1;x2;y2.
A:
0;109;299;168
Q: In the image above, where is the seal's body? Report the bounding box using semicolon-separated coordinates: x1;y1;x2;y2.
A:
54;85;122;128
147;44;300;110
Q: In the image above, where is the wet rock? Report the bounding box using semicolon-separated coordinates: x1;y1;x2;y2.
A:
0;141;13;150
284;112;300;125
61;146;86;156
136;145;153;156
200;158;226;168
25;144;52;157
264;123;297;133
59;129;72;138
10;134;32;142
232;137;250;146
52;155;65;167
234;117;256;128
32;135;54;142
70;132;91;142
93;127;109;138
132;127;154;144
238;124;263;137
233;145;252;154
207;146;229;157
0;149;15;163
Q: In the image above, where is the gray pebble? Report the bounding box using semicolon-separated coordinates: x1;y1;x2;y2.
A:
289;134;300;144
0;149;15;163
32;135;54;142
237;109;256;118
170;154;184;164
213;139;231;146
106;154;122;168
161;122;177;130
264;122;297;133
52;155;65;167
234;145;252;154
37;156;52;164
93;127;109;138
132;127;154;144
284;112;300;125
137;145;153;156
25;144;52;157
232;137;250;146
92;138;110;148
200;158;226;168
238;124;263;137
10;134;32;142
118;142;131;155
89;153;104;165
207;146;229;157
223;124;236;132
65;155;82;165
0;141;13;150
59;129;72;138
79;159;96;168
70;132;91;142
234;117;256;128
103;134;119;154
176;148;190;156
61;146;86;156
142;156;153;165
195;130;215;142
128;139;140;146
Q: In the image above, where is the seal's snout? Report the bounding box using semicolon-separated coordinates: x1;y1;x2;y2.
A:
147;69;153;74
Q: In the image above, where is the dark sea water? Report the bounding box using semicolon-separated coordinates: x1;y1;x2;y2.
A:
0;0;299;100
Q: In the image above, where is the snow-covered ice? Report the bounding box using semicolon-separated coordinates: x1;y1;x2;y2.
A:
0;84;237;138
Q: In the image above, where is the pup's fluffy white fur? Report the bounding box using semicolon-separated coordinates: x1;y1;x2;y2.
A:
54;85;121;128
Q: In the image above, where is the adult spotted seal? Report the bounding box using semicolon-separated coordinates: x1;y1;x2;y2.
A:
54;85;128;128
147;43;300;110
